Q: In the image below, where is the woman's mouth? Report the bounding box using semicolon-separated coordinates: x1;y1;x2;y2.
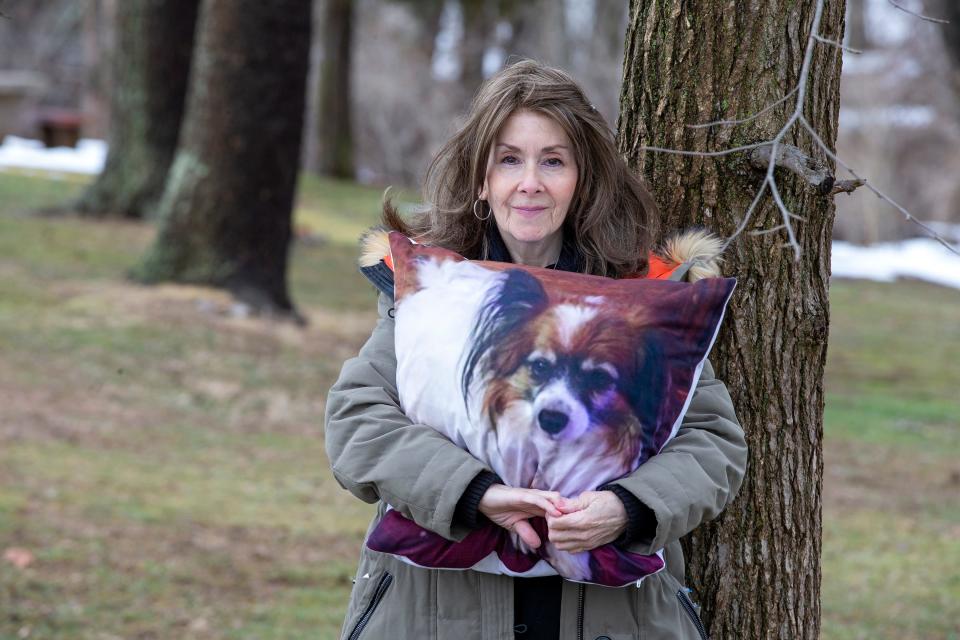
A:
513;205;548;215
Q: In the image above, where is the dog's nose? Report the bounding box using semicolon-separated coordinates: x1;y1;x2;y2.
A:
538;409;569;435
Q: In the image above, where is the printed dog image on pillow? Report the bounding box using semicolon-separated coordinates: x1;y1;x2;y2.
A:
361;231;736;587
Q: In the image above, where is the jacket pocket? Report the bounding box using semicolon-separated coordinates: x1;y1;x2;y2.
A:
346;571;394;640
675;588;708;640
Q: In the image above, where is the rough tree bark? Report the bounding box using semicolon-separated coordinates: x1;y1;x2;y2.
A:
617;1;845;638
76;0;199;218
132;0;312;318
312;0;354;178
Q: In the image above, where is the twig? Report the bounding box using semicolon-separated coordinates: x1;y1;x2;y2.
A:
769;178;801;260
687;87;799;129
750;224;787;236
719;180;770;253
813;34;862;54
799;114;960;255
643;0;960;259
640;141;772;157
887;0;949;24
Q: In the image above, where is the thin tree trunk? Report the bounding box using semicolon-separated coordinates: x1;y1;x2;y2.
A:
503;0;567;69
80;0;112;140
937;0;960;98
846;0;869;51
313;0;354;178
617;1;845;637
459;0;494;99
76;0;199;218
132;0;312;318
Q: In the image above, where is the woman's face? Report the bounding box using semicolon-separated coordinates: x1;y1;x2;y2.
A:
479;110;578;263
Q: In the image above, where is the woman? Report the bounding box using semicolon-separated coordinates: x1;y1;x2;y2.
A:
325;60;747;640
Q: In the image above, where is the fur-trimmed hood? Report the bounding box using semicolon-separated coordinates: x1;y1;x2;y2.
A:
359;227;724;299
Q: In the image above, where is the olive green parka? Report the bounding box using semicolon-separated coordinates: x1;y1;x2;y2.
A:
324;238;747;640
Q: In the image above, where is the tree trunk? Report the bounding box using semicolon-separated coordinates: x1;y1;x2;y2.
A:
132;0;312;318
76;0;199;219
937;0;960;99
459;0;495;99
312;0;354;178
846;0;869;51
501;0;567;70
617;1;845;637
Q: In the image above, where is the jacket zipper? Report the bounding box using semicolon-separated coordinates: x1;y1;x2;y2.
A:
347;572;393;640
676;589;709;640
576;583;585;640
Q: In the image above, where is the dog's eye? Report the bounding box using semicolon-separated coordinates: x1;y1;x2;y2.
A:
529;358;551;382
583;369;614;391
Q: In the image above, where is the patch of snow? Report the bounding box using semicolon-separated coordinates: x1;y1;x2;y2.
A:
832;238;960;290
0;135;106;175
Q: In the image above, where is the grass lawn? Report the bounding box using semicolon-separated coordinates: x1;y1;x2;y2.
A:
0;171;958;639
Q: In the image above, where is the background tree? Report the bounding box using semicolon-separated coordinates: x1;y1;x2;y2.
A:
75;0;199;218
847;0;870;51
617;1;845;637
312;0;354;178
458;0;496;97
937;0;960;97
133;0;312;318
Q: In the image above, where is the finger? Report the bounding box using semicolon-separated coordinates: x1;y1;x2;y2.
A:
549;511;584;531
554;537;585;553
537;495;563;518
513;519;541;549
556;496;585;514
555;532;596;554
548;526;586;547
521;493;562;518
539;491;564;515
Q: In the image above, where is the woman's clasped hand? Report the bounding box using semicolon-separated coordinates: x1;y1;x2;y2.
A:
478;485;628;553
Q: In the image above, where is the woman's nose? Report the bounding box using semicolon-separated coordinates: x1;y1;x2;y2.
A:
518;164;543;193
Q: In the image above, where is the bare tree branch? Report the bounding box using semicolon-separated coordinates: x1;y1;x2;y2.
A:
813;34;862;54
640;141;772;157
641;0;960;260
750;223;787;236
799;115;960;255
887;0;949;24
719;180;770;252
686;87;799;129
769;177;802;260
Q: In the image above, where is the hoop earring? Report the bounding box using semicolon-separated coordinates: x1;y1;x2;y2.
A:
473;199;491;221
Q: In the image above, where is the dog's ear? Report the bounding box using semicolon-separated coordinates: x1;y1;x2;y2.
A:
626;332;666;456
461;269;548;402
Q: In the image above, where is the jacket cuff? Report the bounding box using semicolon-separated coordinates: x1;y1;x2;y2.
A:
454;470;503;530
600;483;658;548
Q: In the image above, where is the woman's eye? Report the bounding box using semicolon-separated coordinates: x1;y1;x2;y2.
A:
543;158;563;167
501;155;520;165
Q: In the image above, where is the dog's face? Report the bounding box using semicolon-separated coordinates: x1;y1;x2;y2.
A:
461;269;664;469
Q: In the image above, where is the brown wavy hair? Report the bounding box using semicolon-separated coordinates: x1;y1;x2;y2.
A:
383;59;659;278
